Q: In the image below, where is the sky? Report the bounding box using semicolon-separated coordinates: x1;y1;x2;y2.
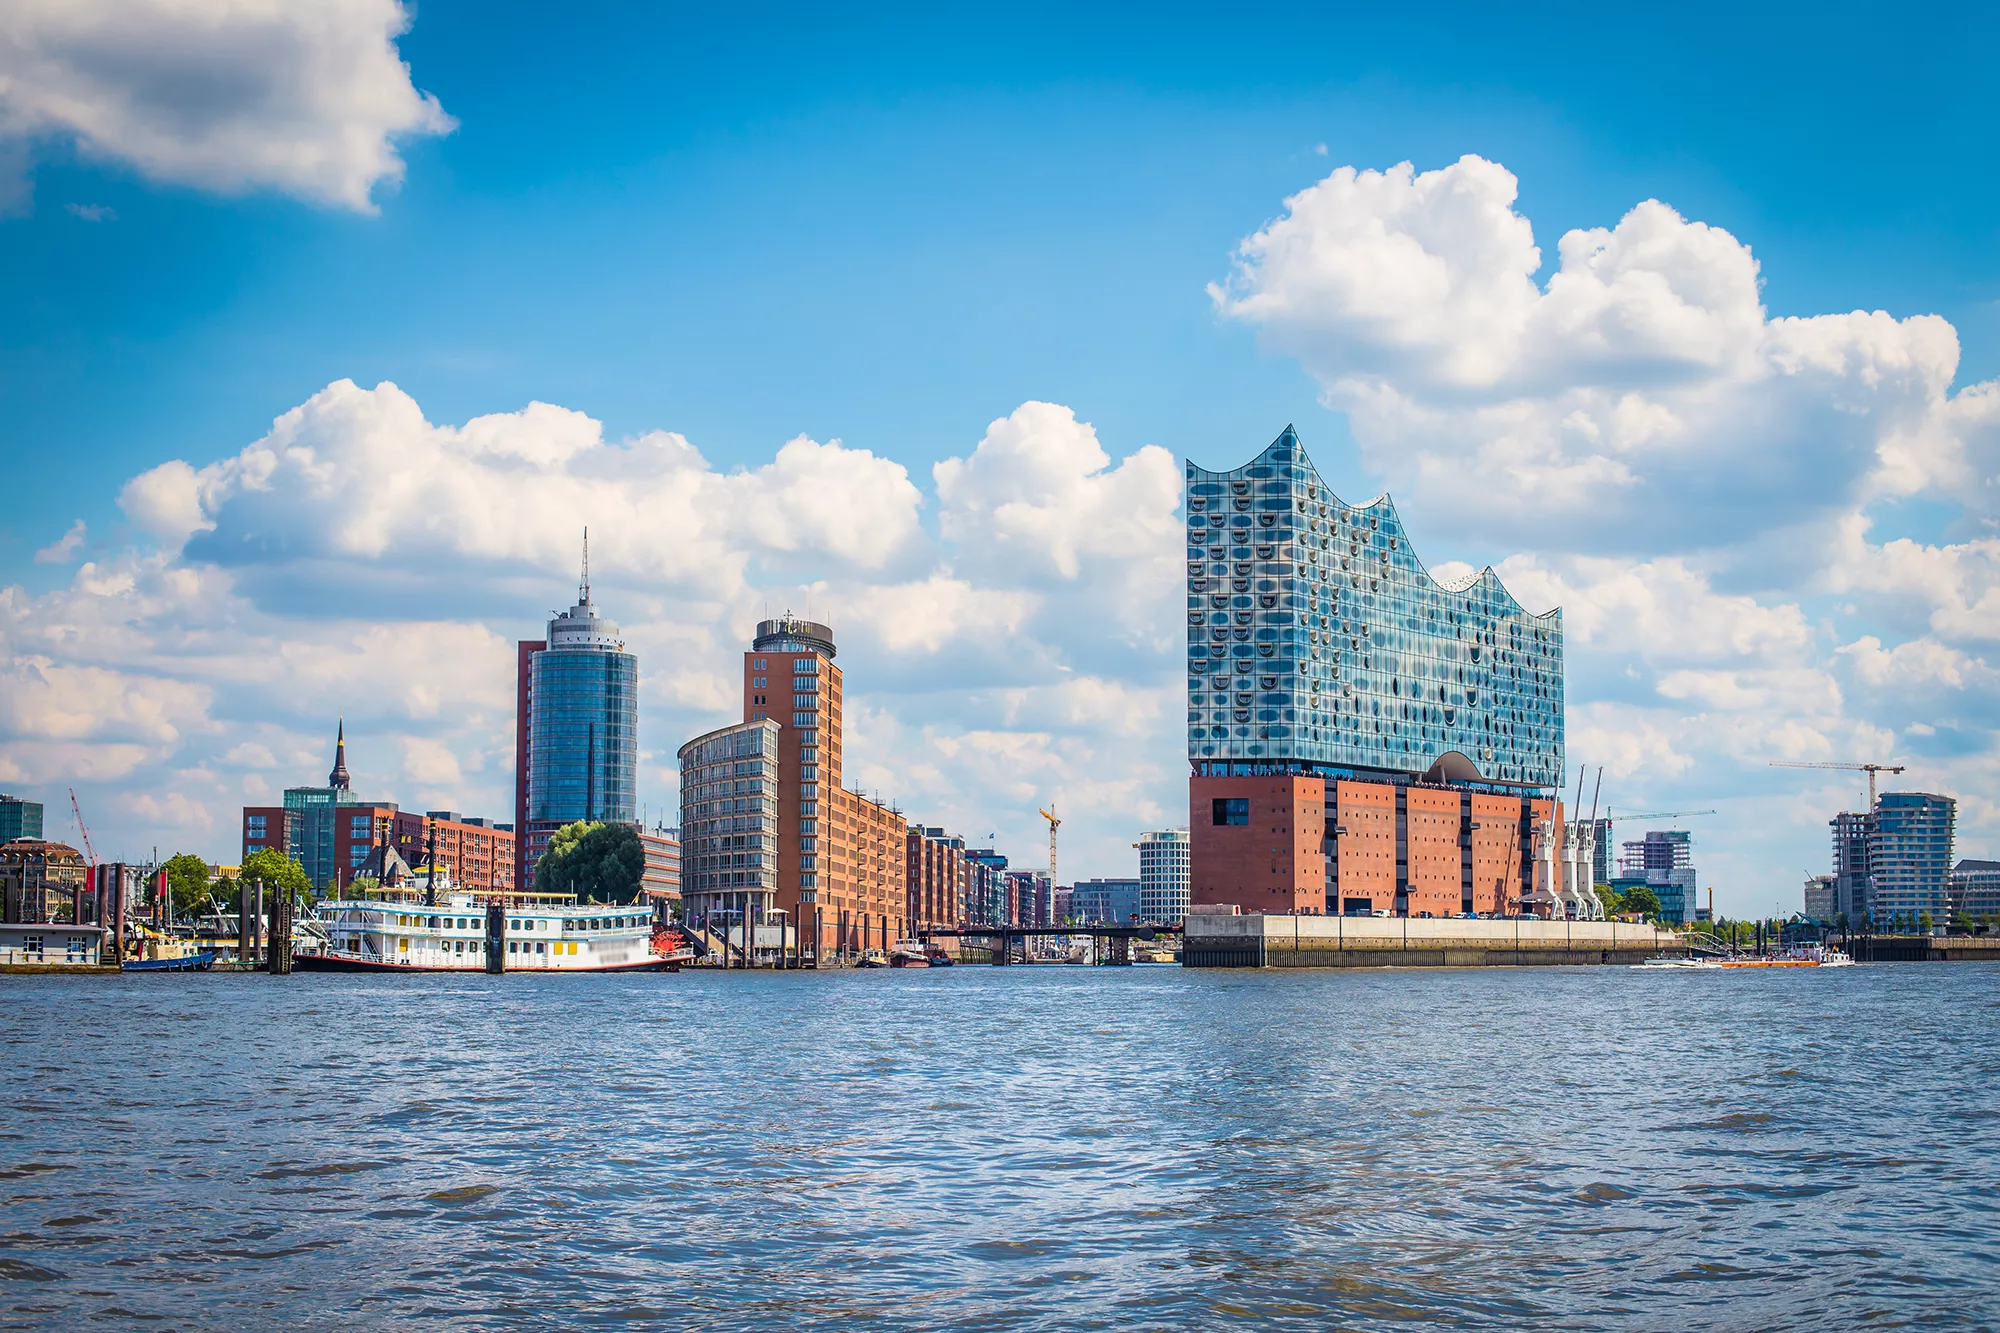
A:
2;0;1997;914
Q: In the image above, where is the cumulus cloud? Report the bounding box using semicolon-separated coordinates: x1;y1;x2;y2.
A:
33;518;85;564
13;387;1181;884
1213;155;1969;556
0;0;453;212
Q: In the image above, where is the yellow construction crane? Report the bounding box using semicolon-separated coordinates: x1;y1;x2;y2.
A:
1039;806;1061;895
1769;760;1906;808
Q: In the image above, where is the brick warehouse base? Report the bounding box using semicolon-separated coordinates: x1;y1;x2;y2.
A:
1183;913;1683;968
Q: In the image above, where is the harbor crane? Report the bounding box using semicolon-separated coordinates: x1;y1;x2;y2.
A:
1769;760;1906;808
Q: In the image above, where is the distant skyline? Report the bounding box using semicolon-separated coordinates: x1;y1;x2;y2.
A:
3;2;1997;913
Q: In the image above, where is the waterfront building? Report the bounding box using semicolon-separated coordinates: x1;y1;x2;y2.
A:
965;848;1010;927
1136;828;1191;924
907;825;968;934
1831;810;1873;922
1828;794;1958;927
1949;859;2000;924
1619;830;1698;925
515;556;638;889
243;733;514;895
735;616;907;957
1;841;89;924
640;827;682;905
1186;427;1566;918
1804;874;1837;920
1005;870;1049;926
0;793;44;843
1589;818;1614;884
1869;792;1956;926
1070;877;1141;925
239;723;359;892
677;719;780;928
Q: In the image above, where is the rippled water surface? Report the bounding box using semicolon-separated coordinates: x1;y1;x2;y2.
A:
3;963;1997;1330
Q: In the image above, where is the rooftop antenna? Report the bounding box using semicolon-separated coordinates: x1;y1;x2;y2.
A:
580;527;590;604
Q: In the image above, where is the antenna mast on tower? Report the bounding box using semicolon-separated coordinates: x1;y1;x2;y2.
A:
580;527;590;603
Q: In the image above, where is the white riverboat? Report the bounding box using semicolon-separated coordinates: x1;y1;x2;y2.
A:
299;885;675;973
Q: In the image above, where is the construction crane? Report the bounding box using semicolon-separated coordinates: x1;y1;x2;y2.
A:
1600;808;1717;825
1039;805;1061;895
68;787;98;874
1769;760;1906;808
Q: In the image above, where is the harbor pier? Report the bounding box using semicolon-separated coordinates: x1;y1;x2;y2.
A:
1183;913;1683;968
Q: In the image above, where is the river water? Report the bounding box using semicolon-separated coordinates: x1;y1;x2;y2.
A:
2;963;1995;1330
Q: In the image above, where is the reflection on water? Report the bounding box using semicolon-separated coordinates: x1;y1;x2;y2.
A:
2;964;1996;1330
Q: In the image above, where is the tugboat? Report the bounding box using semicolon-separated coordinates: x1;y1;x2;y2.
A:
888;939;931;968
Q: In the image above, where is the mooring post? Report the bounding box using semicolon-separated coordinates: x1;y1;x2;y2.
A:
266;891;292;975
486;900;506;974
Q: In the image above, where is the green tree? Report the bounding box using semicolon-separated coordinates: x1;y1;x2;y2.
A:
1594;884;1623;916
1619;884;1662;922
237;848;314;906
161;852;218;916
535;820;645;903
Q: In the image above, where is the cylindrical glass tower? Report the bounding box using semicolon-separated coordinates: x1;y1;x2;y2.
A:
527;592;638;850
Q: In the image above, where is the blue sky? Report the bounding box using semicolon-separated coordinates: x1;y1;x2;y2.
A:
3;1;1997;910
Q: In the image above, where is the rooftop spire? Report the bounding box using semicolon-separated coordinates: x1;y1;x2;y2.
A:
580;526;590;605
328;717;351;791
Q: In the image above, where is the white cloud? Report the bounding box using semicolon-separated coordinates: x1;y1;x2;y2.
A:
34;518;85;563
0;0;453;212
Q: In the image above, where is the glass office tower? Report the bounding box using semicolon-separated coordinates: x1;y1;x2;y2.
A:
524;585;638;878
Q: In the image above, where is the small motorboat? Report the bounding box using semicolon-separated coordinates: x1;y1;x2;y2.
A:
855;949;889;969
924;946;955;967
123;947;215;972
888;940;931;968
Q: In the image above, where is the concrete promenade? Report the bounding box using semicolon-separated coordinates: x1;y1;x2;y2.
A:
1183;912;1683;968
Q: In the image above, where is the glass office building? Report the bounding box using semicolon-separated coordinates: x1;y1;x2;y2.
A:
525;589;639;870
1187;426;1562;786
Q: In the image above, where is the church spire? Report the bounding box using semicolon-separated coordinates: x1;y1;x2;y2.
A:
328;717;351;791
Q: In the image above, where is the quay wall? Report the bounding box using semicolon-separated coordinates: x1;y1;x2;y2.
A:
1183;913;1682;969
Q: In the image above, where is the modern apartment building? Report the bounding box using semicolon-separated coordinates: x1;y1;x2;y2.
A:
734;617;907;957
0;793;44;843
1186;426;1567;918
1803;874;1837;920
678;718;780;928
1950;859;2000;923
964;848;1011;927
515;558;638;888
640;827;682;904
1005;870;1049;927
1827;793;1958;927
1619;830;1698;925
907;825;968;935
1137;828;1191;924
1869;792;1956;926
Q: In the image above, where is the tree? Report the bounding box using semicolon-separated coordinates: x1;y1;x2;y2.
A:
1594;884;1623;916
535;821;645;903
1619;884;1662;922
162;852;217;916
237;848;314;906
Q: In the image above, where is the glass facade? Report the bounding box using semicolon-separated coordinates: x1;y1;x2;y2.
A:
1868;792;1956;927
282;785;355;892
527;596;638;831
677;719;780;924
1187;427;1563;787
1137;828;1191;925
